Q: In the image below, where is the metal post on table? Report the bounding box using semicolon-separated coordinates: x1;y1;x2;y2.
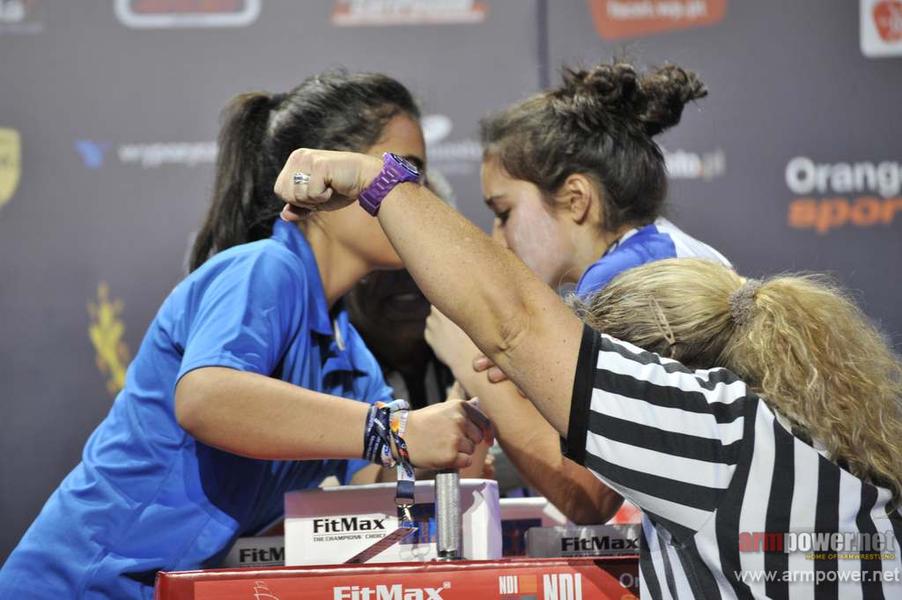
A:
435;469;462;560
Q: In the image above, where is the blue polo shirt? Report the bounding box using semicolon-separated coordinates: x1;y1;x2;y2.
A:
575;217;731;296
0;220;391;599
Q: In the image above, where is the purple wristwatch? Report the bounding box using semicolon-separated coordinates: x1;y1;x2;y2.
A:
358;152;422;216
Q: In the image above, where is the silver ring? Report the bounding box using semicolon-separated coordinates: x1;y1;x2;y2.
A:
293;171;310;185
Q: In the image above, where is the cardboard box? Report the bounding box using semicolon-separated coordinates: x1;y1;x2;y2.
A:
526;524;642;558
155;557;641;600
499;497;569;557
219;535;285;568
284;479;501;565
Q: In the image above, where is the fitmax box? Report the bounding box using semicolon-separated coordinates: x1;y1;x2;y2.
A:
526;524;642;558
284;479;501;565
220;535;284;568
499;497;569;556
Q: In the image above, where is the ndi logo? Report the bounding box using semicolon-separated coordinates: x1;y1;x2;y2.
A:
543;573;583;600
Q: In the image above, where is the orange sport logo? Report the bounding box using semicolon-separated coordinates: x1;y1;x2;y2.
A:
587;0;727;40
785;156;902;234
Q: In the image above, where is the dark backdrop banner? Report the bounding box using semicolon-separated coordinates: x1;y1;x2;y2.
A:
0;0;899;561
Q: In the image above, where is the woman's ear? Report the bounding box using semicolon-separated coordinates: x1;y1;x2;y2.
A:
558;173;599;225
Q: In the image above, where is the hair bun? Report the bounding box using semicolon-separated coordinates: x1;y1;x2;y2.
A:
554;62;707;137
638;64;707;136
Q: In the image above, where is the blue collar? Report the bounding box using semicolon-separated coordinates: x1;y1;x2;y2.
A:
601;222;658;258
271;219;338;339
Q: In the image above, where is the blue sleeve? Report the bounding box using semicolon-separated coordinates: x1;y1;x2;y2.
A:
338;325;396;485
177;250;306;382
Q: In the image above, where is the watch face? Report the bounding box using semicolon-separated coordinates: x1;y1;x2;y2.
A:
388;152;421;178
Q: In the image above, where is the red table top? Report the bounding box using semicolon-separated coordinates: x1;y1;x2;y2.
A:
155;556;640;599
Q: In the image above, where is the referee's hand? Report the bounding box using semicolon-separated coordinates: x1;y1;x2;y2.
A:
473;355;527;398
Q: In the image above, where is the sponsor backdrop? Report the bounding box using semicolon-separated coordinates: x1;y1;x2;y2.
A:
0;0;899;562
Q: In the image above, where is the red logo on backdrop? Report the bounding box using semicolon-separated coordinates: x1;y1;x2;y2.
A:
332;0;487;27
873;0;902;41
128;0;245;14
114;0;260;28
587;0;726;40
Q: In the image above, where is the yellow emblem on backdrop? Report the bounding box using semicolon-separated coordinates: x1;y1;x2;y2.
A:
0;128;22;209
88;282;131;396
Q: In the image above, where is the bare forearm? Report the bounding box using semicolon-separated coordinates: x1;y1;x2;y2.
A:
463;376;622;524
378;185;581;435
379;185;540;355
176;367;368;461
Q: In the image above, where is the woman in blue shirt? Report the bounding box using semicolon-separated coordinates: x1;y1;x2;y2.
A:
0;71;488;599
427;62;731;525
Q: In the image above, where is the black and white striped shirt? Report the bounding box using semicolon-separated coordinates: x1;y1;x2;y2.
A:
564;326;902;599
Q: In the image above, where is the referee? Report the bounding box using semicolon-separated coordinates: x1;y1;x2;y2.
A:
274;147;902;599
564;321;902;599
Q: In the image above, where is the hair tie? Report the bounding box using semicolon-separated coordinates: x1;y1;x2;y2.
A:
729;280;762;327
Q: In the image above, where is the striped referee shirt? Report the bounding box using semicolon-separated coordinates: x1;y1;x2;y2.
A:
564;325;902;599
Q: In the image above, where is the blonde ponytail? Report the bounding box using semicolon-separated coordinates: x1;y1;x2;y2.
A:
575;258;902;500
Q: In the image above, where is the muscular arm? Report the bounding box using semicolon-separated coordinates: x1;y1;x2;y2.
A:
377;184;583;438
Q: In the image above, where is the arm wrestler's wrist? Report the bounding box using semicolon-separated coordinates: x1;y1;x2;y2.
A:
358;156;384;194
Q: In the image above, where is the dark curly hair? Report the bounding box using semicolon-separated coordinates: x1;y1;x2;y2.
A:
480;61;706;231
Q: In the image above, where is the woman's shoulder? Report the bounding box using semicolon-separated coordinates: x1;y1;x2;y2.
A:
191;238;310;288
652;218;731;267
162;239;311;320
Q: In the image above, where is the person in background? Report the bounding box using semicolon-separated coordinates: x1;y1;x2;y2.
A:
347;268;455;408
431;61;730;523
0;71;488;600
480;61;728;297
275;145;902;599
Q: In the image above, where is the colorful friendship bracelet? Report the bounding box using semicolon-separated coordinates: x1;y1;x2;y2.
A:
362;400;416;525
